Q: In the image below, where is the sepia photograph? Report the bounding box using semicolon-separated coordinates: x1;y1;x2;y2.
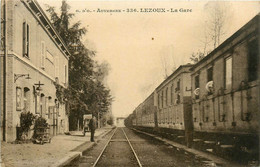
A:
0;0;259;166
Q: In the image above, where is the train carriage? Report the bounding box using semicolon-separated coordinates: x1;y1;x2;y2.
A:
154;65;193;145
190;13;259;159
155;65;193;129
126;13;259;164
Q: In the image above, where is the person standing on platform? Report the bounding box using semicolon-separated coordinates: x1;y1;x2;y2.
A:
89;115;97;142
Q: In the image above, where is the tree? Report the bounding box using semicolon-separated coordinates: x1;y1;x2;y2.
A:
190;51;205;64
46;0;112;130
160;45;176;79
190;2;231;64
204;1;231;49
161;54;169;79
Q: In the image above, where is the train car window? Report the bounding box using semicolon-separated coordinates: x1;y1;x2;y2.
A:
161;91;164;108
166;87;168;106
207;67;213;82
195;75;200;88
225;57;232;89
158;94;160;108
177;79;180;91
195;75;200;99
207;67;213;95
171;84;174;104
248;39;258;82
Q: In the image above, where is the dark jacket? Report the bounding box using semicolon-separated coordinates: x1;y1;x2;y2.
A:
88;117;97;131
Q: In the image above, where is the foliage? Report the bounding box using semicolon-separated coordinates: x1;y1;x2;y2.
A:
34;116;48;128
190;51;206;64
107;115;114;125
19;111;36;138
204;2;230;49
46;0;112;130
54;82;66;104
190;2;231;64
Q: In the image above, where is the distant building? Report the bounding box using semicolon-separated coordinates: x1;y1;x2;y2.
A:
116;117;126;127
1;0;70;142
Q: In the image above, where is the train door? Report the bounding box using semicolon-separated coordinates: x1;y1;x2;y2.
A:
49;106;57;136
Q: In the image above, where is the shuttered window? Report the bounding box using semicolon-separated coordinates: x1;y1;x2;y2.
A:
22;22;29;58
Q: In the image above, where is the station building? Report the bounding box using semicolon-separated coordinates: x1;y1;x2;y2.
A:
1;0;70;142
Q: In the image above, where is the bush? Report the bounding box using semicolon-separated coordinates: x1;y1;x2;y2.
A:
19;111;36;140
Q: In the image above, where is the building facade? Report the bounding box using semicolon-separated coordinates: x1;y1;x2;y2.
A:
1;0;70;142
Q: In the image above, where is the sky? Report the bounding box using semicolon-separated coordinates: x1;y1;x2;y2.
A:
39;0;259;118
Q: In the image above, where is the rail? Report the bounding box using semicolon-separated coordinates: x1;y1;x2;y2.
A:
93;127;142;167
92;127;117;167
122;128;143;167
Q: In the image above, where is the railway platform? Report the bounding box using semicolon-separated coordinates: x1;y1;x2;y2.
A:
1;126;114;167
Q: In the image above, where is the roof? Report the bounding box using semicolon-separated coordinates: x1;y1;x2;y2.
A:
190;13;259;71
132;64;193;113
155;64;193;91
22;0;71;59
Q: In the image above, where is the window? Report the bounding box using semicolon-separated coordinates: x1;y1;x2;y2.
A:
16;87;22;111
23;22;29;58
40;94;45;116
248;39;258;82
23;87;30;111
225;57;232;89
41;41;45;68
55;99;60;117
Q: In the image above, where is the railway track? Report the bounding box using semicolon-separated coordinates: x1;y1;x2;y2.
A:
93;127;142;167
67;127;227;167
